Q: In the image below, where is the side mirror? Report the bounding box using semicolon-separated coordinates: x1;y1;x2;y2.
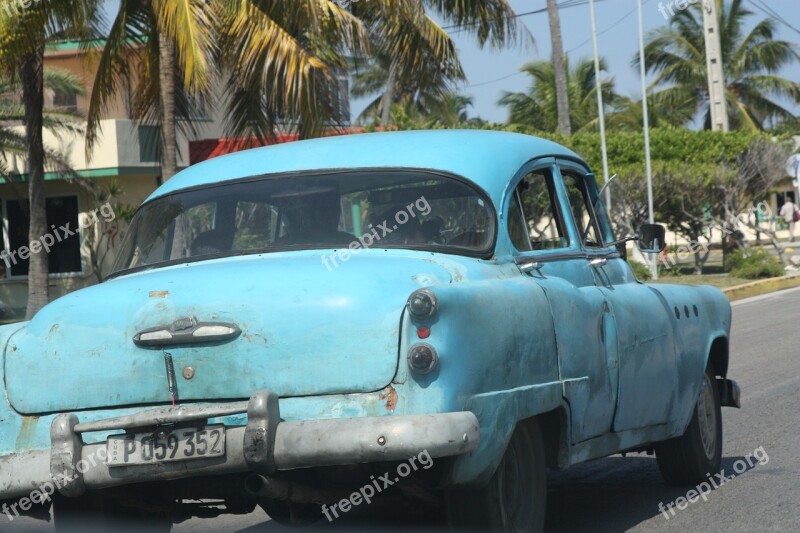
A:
639;224;666;254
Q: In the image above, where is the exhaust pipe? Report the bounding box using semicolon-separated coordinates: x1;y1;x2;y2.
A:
245;474;344;505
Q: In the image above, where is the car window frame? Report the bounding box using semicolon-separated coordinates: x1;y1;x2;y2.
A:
504;157;621;265
504;159;584;262
108;167;499;280
507;166;571;253
555;160;618;257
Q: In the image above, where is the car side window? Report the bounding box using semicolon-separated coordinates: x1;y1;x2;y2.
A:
562;172;603;248
509;170;568;251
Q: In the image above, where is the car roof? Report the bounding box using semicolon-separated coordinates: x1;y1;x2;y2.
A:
145;130;584;206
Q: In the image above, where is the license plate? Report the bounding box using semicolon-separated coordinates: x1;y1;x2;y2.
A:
106;425;225;467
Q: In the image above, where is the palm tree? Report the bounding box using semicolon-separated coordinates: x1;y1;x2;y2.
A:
0;1;99;318
351;52;464;124
637;0;800;130
218;1;522;137
605;95;694;131
215;0;372;141
92;0;369;148
348;0;522;126
500;57;620;134
376;92;478;129
0;69;85;177
87;0;217;181
89;0;519;170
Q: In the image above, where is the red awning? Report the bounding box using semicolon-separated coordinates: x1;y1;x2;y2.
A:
189;128;372;165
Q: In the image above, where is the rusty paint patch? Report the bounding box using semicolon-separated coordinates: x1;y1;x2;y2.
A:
379;385;398;412
15;416;40;451
149;290;170;298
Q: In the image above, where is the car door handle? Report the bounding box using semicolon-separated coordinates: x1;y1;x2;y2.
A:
134;317;241;347
590;258;608;267
518;261;543;274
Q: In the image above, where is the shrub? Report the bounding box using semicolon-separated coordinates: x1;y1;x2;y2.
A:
629;260;652;281
727;248;785;279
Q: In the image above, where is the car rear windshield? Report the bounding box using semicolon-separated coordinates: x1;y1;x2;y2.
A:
110;170;495;275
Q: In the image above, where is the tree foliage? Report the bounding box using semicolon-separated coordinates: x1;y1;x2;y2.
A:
500;57;620;134
637;0;800;130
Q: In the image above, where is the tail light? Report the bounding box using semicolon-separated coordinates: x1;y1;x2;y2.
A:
407;289;438;320
408;343;438;374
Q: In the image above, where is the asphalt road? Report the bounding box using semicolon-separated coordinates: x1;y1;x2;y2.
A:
8;287;800;532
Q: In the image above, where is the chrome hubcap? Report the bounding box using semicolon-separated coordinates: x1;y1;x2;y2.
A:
697;374;717;460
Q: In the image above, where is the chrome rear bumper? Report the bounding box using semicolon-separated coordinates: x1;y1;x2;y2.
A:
0;390;479;500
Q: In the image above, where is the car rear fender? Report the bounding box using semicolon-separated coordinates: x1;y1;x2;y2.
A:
647;283;733;437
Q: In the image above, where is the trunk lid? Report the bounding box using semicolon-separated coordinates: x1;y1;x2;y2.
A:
5;252;454;414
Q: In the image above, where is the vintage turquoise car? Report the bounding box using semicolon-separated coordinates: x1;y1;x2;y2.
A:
0;130;739;530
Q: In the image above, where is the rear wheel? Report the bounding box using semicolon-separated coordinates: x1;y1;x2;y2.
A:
655;367;722;486
446;420;547;532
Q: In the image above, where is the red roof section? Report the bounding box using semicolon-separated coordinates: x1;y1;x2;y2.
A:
189;128;370;165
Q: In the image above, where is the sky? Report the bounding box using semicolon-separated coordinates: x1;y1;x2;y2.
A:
405;0;800;124
99;0;800;125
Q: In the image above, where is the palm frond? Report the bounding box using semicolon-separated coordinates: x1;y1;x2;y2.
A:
637;0;800;130
424;0;527;48
151;0;216;94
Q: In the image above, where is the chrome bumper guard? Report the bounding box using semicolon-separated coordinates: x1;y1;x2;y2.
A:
1;391;479;500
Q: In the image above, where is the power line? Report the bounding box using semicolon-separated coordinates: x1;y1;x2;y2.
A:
466;71;526;89
568;0;652;54
466;0;642;89
443;0;609;33
748;0;800;35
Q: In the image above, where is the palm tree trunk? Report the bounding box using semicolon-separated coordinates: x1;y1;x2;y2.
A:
380;60;398;126
158;33;189;258
158;33;178;180
546;0;571;136
22;46;49;319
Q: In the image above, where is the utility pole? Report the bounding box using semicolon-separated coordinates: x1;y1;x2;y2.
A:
589;0;610;211
701;0;729;131
637;0;656;279
547;0;571;136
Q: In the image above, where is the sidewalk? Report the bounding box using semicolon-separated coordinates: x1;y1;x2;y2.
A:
723;270;800;301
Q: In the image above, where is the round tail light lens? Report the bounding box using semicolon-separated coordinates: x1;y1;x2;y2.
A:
407;289;438;319
408;343;438;375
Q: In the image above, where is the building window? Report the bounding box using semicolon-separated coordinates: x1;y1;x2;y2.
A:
4;196;82;277
138;125;160;163
52;91;78;112
184;94;209;121
333;74;351;125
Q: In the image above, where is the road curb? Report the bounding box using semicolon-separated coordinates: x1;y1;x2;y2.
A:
723;274;800;301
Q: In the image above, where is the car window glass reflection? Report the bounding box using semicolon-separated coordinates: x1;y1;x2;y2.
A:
562;173;603;248
112;171;495;274
514;170;568;251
